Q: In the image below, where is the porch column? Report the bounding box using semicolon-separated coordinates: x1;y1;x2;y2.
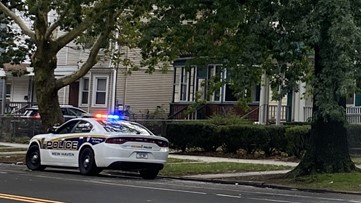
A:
258;71;269;124
0;68;5;115
293;81;306;122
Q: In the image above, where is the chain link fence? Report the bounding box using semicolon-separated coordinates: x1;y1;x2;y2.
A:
0;116;44;143
0;116;171;143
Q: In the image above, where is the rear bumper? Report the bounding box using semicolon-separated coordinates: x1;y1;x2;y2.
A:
93;143;168;170
108;161;164;171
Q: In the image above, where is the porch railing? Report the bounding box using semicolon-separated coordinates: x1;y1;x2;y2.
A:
303;106;361;124
0;101;33;116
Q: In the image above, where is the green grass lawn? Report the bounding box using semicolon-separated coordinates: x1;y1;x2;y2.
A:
268;172;361;192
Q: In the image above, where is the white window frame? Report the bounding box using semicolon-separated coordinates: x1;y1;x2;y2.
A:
92;75;109;107
179;67;189;101
79;77;89;107
207;64;224;102
5;83;11;98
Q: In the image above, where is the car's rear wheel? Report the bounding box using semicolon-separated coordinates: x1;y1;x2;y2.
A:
139;170;159;179
26;145;45;171
78;147;102;175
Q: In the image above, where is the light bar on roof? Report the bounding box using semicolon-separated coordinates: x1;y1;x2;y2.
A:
95;114;120;120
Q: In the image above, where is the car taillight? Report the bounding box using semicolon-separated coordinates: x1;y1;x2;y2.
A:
105;137;169;147
32;114;40;119
105;138;126;144
155;140;169;147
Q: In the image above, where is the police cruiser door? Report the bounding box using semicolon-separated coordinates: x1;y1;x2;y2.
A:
41;120;85;167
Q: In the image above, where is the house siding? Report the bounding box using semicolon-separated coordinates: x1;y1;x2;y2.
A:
58;86;69;105
116;68;173;116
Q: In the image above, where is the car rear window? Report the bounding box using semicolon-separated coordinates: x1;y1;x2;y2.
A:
96;120;152;135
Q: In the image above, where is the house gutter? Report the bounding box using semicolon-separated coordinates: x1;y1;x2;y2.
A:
111;67;117;112
123;47;129;106
1;77;5;115
87;71;92;113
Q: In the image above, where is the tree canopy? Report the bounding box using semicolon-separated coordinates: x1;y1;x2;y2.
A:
1;0;360;175
139;0;361;175
0;0;31;67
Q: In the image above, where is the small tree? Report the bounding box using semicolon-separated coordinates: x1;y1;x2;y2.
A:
0;0;153;129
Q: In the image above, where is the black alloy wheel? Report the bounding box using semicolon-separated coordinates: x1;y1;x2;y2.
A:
78;147;102;175
26;145;46;171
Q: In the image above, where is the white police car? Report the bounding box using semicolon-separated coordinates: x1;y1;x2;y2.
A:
25;115;169;179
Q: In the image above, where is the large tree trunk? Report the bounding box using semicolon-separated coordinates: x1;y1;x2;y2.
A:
33;51;63;131
288;45;358;177
289;118;357;177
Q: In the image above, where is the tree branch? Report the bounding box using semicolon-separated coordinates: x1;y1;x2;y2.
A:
0;2;35;40
45;12;66;39
54;2;113;51
56;13;117;88
45;2;74;40
54;19;93;52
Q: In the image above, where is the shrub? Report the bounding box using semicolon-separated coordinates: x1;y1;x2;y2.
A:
264;125;288;156
347;124;361;148
221;125;269;154
208;113;253;125
192;124;221;152
285;125;310;158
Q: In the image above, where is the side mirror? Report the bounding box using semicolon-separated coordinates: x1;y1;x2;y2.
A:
47;127;57;134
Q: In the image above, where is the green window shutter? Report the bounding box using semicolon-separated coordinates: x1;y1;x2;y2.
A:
355;94;361;106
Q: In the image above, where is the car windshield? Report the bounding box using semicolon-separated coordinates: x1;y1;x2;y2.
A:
97;120;152;135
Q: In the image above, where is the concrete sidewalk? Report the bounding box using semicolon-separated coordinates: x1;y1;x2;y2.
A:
169;154;299;167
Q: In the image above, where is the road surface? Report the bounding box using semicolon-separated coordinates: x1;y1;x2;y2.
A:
0;164;360;203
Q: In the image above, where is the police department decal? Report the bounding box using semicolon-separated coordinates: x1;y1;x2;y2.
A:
46;140;78;150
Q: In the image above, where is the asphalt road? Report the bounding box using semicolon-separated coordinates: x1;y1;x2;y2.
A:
0;164;360;203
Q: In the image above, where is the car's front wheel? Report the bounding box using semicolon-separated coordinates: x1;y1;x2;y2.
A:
139;170;159;179
78;147;102;175
26;145;45;171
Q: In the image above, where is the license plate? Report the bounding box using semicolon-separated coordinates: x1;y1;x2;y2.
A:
136;152;148;159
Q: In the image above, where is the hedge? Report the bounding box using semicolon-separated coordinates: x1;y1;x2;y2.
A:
165;122;361;157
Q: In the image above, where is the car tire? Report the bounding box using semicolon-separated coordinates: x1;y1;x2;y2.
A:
78;147;101;175
139;170;159;180
26;145;45;171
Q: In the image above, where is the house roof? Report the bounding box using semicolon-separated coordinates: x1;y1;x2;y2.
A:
3;63;31;72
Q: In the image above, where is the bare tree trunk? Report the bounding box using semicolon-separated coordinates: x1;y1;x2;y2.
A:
33;51;63;131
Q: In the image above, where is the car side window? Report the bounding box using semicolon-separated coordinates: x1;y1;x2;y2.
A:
70;108;85;116
68;108;84;117
56;120;79;134
61;108;68;116
72;121;93;133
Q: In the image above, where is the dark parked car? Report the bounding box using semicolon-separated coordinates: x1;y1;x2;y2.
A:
22;105;89;121
17;105;90;137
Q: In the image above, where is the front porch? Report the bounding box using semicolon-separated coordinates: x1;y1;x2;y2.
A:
169;102;289;122
168;103;361;124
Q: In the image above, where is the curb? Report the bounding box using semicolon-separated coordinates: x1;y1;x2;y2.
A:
162;176;361;196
